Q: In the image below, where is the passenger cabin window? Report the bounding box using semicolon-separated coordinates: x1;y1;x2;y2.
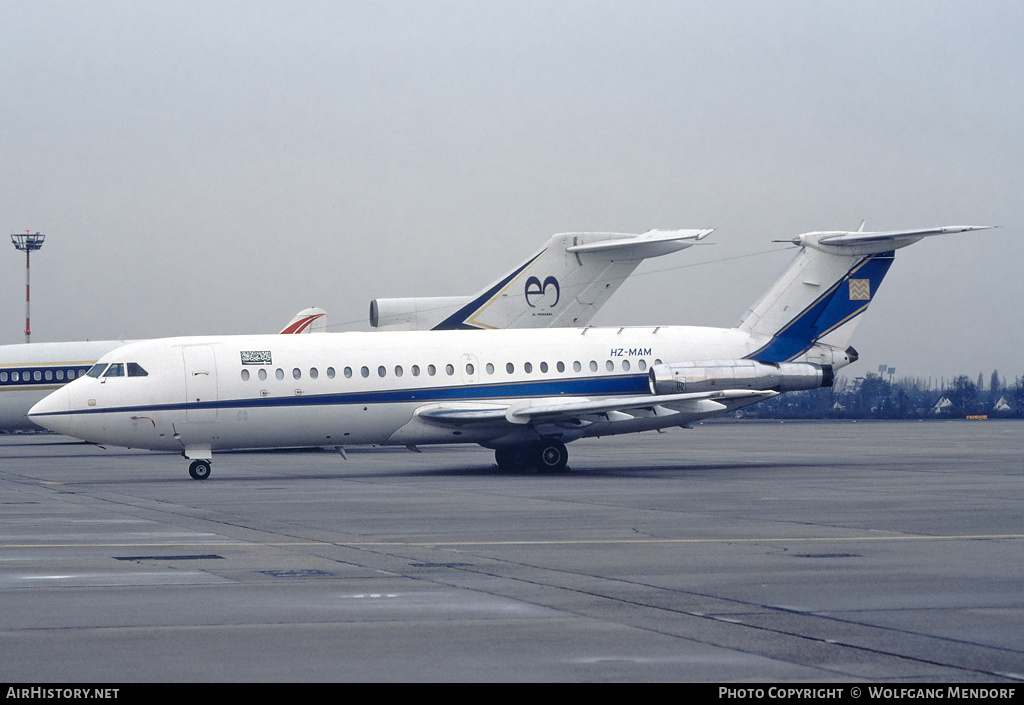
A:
127;363;148;377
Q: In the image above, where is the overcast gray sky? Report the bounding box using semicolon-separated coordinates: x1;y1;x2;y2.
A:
1;1;1020;383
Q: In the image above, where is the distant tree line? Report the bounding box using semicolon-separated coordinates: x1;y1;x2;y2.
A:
744;371;1024;420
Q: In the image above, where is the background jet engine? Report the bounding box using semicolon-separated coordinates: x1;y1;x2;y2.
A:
649;359;833;395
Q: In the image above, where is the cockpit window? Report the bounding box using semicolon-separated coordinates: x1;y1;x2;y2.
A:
127;363;148;377
87;364;108;378
103;363;125;377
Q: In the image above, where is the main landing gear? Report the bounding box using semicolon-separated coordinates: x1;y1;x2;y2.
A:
494;439;569;473
188;459;212;480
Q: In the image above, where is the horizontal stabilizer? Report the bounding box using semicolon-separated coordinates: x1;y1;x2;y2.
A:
790;225;994;256
565;229;713;258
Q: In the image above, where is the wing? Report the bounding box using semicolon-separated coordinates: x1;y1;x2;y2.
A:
387;389;776;444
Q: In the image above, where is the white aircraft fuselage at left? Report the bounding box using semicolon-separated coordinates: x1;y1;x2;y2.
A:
29;225;992;479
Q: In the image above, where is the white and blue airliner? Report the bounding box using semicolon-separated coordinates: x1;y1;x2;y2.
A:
28;225;991;479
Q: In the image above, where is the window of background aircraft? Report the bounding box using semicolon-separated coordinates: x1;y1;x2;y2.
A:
56;370;64;380
45;371;53;381
0;373;6;382
69;369;78;379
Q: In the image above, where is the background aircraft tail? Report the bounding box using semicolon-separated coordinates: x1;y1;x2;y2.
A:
738;226;992;363
280;307;327;334
370;229;712;330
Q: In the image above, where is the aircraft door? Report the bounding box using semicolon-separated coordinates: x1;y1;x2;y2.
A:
182;345;218;422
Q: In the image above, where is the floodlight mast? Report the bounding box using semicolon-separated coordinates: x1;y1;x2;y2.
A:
10;231;45;343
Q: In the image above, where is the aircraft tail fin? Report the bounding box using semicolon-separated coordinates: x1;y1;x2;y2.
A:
371;229;712;330
280;307;327;334
739;225;992;362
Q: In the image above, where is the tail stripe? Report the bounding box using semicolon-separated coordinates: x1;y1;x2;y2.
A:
432;250;547;330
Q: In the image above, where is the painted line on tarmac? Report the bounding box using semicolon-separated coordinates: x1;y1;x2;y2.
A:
3;533;1024;549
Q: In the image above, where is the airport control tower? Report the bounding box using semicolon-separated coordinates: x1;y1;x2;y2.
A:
10;231;45;343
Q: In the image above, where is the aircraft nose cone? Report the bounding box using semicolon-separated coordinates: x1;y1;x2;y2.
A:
28;386;72;435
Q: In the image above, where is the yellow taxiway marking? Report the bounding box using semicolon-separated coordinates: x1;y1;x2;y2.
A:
3;534;1023;549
